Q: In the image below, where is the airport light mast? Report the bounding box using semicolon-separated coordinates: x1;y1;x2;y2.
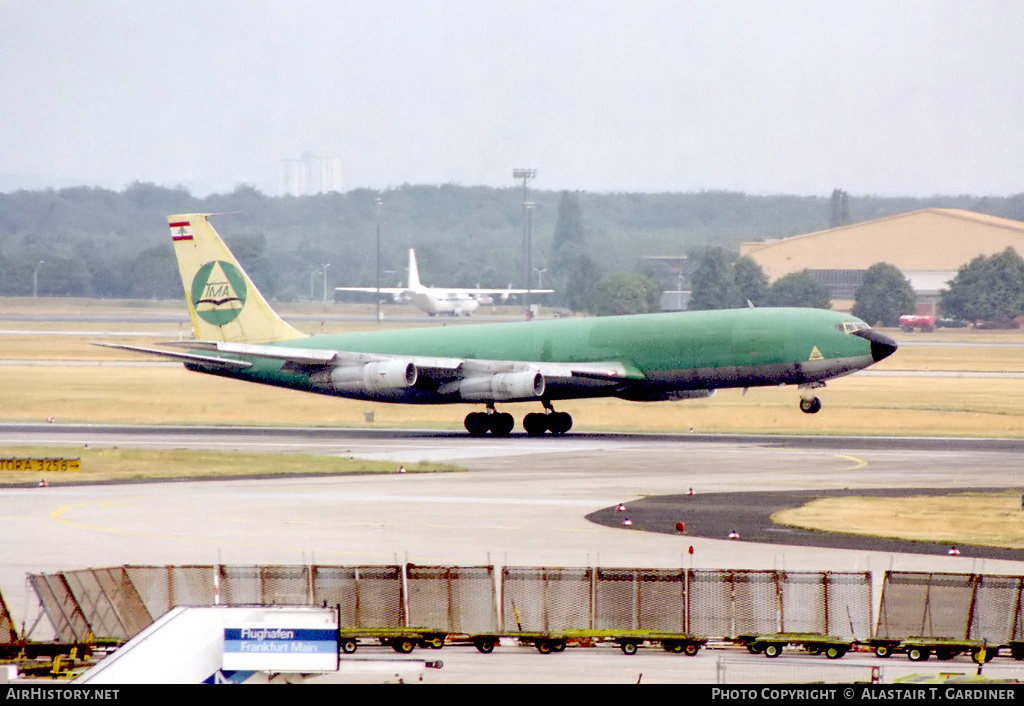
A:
375;196;383;323
513;168;537;318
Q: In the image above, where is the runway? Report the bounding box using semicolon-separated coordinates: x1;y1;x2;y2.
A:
1;425;1023;682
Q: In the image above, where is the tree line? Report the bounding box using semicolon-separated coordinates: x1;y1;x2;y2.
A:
1;182;1022;321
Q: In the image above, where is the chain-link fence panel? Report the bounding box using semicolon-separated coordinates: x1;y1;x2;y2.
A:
594;568;687;634
27;573;90;642
689;569;735;638
877;572;974;640
502;567;592;635
731;571;780;636
970;574;1022;644
406;565;497;635
0;590;19;644
779;571;871;640
780;571;826;635
323;566;404;630
824;572;872;642
166;565;218;608
1011;579;1024;644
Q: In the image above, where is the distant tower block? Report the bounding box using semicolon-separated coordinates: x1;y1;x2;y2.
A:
282;155;344;195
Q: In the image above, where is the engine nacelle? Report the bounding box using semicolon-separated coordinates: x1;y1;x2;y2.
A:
459;371;545;401
313;360;417;393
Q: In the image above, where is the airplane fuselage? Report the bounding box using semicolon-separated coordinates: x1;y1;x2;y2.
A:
189;307;889;405
411;290;480;316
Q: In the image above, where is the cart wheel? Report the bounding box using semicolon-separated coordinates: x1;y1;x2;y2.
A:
536;640;553;654
422;636;444;649
874;645;892;658
392;638;416;654
825;646;846;659
936;649;956;661
341;639;358;654
552;640;567;652
747;642;764;654
620;641;638;655
683;642;700;656
907;647;929;662
474;639;496;654
764;643;783;658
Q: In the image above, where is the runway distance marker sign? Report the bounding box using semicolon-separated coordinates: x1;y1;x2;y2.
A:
0;458;81;472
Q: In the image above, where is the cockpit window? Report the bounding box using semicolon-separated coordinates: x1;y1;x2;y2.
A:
836;321;870;334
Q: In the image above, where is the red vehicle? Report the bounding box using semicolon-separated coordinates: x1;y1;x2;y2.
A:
899;314;934;332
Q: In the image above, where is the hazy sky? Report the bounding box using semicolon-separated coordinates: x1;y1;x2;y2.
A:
3;1;1023;197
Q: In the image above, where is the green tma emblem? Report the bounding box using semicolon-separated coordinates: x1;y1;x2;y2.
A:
191;261;248;326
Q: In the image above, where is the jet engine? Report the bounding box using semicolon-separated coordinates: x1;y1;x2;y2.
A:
312;360;418;393
459;371;545;401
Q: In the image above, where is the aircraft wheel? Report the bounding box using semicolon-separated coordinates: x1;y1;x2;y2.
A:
548;412;573;435
489;412;514;436
465;412;489;437
523;413;548;436
799;397;822;414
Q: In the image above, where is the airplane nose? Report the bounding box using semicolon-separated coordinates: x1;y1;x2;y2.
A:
852;328;898;362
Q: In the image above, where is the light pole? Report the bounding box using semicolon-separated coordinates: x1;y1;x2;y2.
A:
33;261;43;298
513;168;536;318
375;196;383;322
322;263;331;303
310;269;320;300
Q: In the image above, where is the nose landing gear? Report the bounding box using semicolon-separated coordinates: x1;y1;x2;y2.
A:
798;383;824;414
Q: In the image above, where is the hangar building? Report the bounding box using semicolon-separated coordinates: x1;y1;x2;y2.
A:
739;209;1024;310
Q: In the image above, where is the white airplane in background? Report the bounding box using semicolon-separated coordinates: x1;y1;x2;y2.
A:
336;249;553;316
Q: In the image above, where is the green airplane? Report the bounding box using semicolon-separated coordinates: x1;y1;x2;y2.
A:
99;213;897;436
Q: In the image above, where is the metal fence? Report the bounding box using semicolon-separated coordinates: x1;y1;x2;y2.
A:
877;571;1024;644
0;590;17;644
23;565;1024;650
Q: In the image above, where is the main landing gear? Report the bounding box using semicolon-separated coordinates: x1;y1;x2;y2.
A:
464;405;515;437
464;402;573;437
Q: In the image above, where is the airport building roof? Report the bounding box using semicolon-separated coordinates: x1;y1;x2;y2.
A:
740;208;1024;281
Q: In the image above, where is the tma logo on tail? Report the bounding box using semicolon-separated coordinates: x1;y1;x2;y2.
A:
191;260;248;325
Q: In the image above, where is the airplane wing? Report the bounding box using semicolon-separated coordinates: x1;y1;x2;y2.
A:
93;342;253;369
95;340;641;397
334;287;409;294
434;288;554;296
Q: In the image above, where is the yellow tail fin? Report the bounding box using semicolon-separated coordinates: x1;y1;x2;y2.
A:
168;214;306;343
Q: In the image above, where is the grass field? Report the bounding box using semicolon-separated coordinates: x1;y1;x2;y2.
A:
774;491;1024;550
0;446;459;486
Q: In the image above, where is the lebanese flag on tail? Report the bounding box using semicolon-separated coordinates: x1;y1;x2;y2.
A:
169;220;193;242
